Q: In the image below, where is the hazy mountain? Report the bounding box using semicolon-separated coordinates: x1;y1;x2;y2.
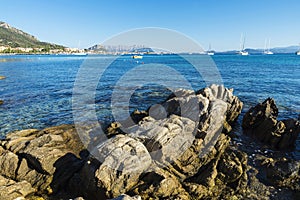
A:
220;46;300;54
270;46;300;54
88;44;154;53
0;21;64;49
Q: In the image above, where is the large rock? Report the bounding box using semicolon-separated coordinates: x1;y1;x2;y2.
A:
93;135;152;197
128;115;196;167
261;157;300;190
182;146;248;199
0;175;36;200
111;85;243;180
0;85;246;199
84;85;243;199
0;125;86;196
128;166;190;200
197;84;243;124
154;85;242;178
242;98;300;149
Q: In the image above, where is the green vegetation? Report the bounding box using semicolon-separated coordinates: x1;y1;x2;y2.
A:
0;22;64;50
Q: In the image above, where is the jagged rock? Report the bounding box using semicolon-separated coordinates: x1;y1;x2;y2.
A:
0;145;49;191
197;84;243;124
263;158;300;190
83;85;243;199
183;147;248;199
128;115;196;167
0;175;36;200
217;148;246;184
0;125;86;195
127;85;243;179
93;135;152;198
106;122;123;137
128;166;190;200
242;98;300;149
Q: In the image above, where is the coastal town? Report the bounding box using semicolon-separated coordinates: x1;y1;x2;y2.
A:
0;44;167;55
0;45;86;54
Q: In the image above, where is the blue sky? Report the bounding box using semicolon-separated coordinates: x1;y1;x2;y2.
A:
1;0;300;51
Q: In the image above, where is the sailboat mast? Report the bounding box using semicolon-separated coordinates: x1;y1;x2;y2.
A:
264;39;267;52
240;34;243;51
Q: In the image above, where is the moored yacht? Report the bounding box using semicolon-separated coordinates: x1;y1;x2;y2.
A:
206;43;215;55
263;39;274;55
238;34;249;56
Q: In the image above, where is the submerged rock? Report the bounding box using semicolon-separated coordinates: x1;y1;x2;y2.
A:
0;100;3;105
242;98;300;149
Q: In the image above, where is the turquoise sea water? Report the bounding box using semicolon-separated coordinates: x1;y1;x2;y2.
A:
0;54;299;156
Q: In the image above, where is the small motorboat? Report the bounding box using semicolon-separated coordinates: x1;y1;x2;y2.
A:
132;55;143;59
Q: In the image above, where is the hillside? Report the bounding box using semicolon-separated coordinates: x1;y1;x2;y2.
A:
0;21;64;49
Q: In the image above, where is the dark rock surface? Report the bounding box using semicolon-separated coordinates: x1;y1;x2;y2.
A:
0;85;299;200
0;125;86;200
242;98;300;149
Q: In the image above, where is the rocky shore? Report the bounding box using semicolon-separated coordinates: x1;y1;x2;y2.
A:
0;85;299;200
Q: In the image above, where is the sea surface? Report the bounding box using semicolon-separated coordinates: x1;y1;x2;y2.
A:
0;54;299;157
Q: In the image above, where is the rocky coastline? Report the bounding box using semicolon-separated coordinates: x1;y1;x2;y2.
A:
0;85;299;200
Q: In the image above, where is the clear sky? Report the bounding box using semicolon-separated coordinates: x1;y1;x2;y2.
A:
1;0;300;51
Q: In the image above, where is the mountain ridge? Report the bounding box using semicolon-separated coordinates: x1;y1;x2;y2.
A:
0;21;64;49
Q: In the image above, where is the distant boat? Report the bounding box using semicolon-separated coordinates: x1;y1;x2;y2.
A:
132;55;143;59
206;43;215;56
238;34;249;56
238;51;249;56
296;44;300;55
263;39;274;55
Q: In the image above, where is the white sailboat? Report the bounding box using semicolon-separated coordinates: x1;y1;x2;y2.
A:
263;39;274;55
206;43;215;56
238;34;249;56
